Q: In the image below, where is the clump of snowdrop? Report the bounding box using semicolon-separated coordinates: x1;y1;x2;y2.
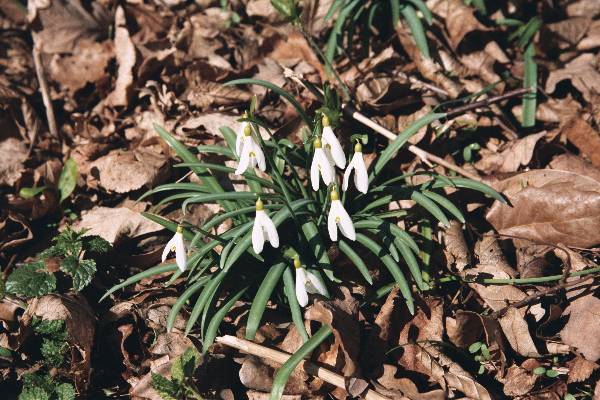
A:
310;136;335;191
251;198;279;254
327;188;355;241
162;225;187;272
294;256;327;307
342;141;369;194
235;122;266;175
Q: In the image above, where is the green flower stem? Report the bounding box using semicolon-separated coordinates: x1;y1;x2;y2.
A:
438;267;600;285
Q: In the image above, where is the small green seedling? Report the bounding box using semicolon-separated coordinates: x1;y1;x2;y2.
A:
19;159;78;204
151;347;204;400
469;341;492;374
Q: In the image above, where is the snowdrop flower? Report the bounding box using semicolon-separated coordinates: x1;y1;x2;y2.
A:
235;123;266;175
235;119;250;157
327;188;355;241
321;115;346;169
310;137;335;191
342;142;369;194
294;256;327;307
252;198;279;254
162;225;187;272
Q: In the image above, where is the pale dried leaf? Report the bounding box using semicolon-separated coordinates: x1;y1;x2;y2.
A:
107;6;136;107
487;169;600;248
561;118;600;168
546;53;600;102
502;365;538;397
566;355;598;383
0;138;27;186
75;206;163;244
474;131;546;174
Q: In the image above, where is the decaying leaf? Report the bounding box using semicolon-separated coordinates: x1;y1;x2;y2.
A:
107;6;136;107
75;206;163;245
0;137;27;186
546;53;600;102
487;169;600;248
88;148;169;193
474;131;546;174
560;118;600;168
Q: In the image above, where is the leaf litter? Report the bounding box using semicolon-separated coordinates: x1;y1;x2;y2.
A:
2;0;600;399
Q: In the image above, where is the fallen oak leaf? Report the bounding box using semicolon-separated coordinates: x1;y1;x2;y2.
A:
486;169;600;248
474;131;546;174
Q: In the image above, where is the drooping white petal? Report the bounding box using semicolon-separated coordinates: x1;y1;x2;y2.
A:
305;270;328;296
311;148;334;191
343;152;368;194
253;141;266;172
353;152;369;194
295;267;309;307
322;126;346;169
252;214;265;254
328;200;355;241
235;137;251;175
235;122;247;157
342;154;357;192
174;232;187;271
261;211;279;248
161;235;177;263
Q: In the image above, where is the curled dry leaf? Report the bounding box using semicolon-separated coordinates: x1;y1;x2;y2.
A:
428;0;487;49
24;293;96;391
0;137;27;186
28;0;108;54
443;221;471;272
549;153;600;182
376;364;445;400
487;169;600;248
546;53;600;103
474;131;546;174
187;80;252;109
88;148;169;193
502;365;538;397
107;6;136;107
560;118;600;168
363;287;400;375
0;211;34;251
567;0;600;18
566;355;598;383
75;206;163;245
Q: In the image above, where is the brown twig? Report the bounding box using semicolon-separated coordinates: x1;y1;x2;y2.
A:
443;88;532;120
32;44;60;141
216;335;392;400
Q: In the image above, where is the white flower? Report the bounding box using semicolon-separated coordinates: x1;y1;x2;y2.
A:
327;188;355;241
321;115;346;169
161;225;187;272
235;120;250;157
310;137;335;191
342;142;369;194
294;257;327;307
235;123;266;175
252;198;279;254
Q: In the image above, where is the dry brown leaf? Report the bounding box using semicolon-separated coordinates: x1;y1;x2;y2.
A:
487;169;600;248
176;113;240;138
49;40;113;93
545;17;592;47
561;118;600;168
502;365;538;397
28;0;108;54
108;6;136;107
0;137;27;186
578;20;600;50
566;355;598;383
187;80;252;109
88;148;169;193
442;221;471;272
25;294;96;391
75;206;163;245
561;293;600;361
305;287;360;378
377;364;445;400
549;153;600;182
567;0;600;18
363;287;400;375
546;53;600;102
428;0;487;49
239;356;309;395
474;131;546;174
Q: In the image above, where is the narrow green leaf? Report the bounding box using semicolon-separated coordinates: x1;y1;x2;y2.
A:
101;264;177;301
202;287;248;354
391;0;400;28
269;325;333;400
411;191;450;227
58;159;77;203
246;262;287;340
422;190;465;223
196;144;235;159
19;186;47;199
355;233;414;314
301;221;337;285
408;0;433;24
186;271;226;335
225;79;312;127
373;113;445;177
522;43;537;128
400;4;430;59
338;240;373;284
430;177;506;203
167;277;210;332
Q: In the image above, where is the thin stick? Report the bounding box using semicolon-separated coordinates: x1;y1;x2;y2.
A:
443;88;531;120
32;44;60;141
216;335;392;400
